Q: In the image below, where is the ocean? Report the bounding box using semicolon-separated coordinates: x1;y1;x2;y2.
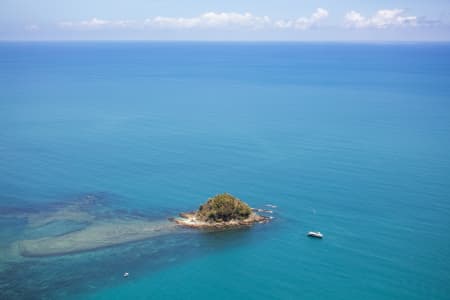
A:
0;42;449;299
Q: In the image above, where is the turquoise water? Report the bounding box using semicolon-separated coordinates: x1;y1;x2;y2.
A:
0;42;449;299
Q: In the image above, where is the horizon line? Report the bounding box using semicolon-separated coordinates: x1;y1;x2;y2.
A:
1;39;450;44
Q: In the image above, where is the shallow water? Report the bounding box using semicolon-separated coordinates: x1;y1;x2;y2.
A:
0;42;449;299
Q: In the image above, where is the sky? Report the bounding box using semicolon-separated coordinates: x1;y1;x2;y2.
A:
1;0;450;41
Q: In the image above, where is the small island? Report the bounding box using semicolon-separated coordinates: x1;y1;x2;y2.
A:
174;193;270;229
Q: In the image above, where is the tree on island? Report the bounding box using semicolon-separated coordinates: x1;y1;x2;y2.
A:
197;193;252;222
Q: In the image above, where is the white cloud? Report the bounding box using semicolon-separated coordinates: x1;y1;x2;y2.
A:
59;18;136;29
145;12;271;29
59;9;329;31
25;24;40;32
345;9;418;29
275;8;329;30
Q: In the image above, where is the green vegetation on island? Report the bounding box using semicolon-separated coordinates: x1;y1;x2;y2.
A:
197;193;252;222
175;193;270;229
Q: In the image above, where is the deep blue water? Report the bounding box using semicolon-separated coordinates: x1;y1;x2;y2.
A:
0;42;449;299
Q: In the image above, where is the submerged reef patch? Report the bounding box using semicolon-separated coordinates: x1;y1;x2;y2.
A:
18;219;177;257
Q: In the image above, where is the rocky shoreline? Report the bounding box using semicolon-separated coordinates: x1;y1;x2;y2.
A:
172;211;271;230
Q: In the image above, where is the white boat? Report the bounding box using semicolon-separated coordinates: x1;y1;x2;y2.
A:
307;231;323;238
123;272;129;277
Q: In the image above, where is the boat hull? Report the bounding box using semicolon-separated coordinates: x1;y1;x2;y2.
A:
307;232;323;238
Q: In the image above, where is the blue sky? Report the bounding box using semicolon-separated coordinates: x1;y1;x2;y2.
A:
1;0;450;41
